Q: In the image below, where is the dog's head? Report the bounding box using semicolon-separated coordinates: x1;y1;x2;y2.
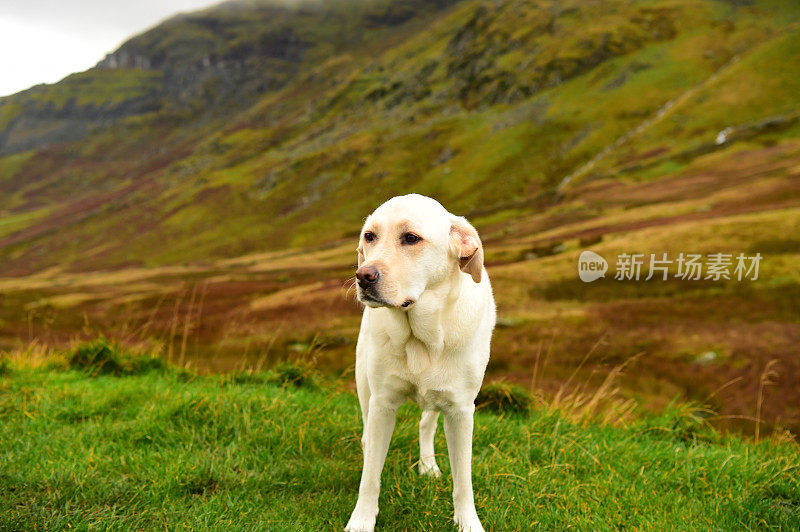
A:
355;194;483;309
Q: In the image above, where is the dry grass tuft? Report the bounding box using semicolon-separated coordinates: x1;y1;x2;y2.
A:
755;359;780;443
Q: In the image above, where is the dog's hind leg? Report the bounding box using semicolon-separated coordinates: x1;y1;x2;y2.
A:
418;410;441;477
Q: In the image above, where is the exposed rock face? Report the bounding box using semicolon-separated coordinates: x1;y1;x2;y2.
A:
0;0;461;155
97;51;152;70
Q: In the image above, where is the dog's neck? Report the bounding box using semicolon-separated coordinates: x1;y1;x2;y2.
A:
380;268;464;373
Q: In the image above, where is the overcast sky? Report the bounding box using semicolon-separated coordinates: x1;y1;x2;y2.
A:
0;0;221;97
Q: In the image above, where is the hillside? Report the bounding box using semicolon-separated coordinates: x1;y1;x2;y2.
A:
2;0;799;271
1;0;800;438
1;353;798;529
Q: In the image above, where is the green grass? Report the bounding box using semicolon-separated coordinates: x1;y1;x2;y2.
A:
0;206;52;239
1;356;798;530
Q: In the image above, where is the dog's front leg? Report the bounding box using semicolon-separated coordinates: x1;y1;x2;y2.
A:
443;404;484;532
345;397;400;532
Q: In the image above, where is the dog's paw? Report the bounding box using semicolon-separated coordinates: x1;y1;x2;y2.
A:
345;506;377;532
344;515;376;532
454;508;484;532
418;460;441;478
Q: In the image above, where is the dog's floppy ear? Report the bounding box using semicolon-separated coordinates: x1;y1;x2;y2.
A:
449;215;483;283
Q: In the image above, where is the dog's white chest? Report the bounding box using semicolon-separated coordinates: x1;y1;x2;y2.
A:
387;336;465;411
382;309;445;376
404;337;432;374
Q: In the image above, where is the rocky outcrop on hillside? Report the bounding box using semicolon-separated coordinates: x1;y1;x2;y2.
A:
0;0;462;155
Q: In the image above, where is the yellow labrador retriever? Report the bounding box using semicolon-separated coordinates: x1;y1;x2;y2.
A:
345;194;496;532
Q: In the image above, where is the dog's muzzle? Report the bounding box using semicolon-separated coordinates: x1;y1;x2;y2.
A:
356;265;386;304
356;265;380;288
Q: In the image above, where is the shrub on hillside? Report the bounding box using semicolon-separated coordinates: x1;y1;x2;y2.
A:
476;381;534;414
68;336;165;377
0;356;12;376
268;360;319;388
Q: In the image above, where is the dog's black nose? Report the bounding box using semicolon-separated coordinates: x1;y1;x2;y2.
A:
356;265;380;287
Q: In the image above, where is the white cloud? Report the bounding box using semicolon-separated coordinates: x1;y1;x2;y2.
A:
0;17;114;96
0;1;220;97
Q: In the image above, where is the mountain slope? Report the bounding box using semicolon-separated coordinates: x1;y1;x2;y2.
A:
0;0;461;155
1;0;798;273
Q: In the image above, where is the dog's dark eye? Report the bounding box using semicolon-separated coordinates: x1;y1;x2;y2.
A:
363;231;375;243
402;233;421;244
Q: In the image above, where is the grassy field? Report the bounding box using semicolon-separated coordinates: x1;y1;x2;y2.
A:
1;0;800;461
1;343;799;530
